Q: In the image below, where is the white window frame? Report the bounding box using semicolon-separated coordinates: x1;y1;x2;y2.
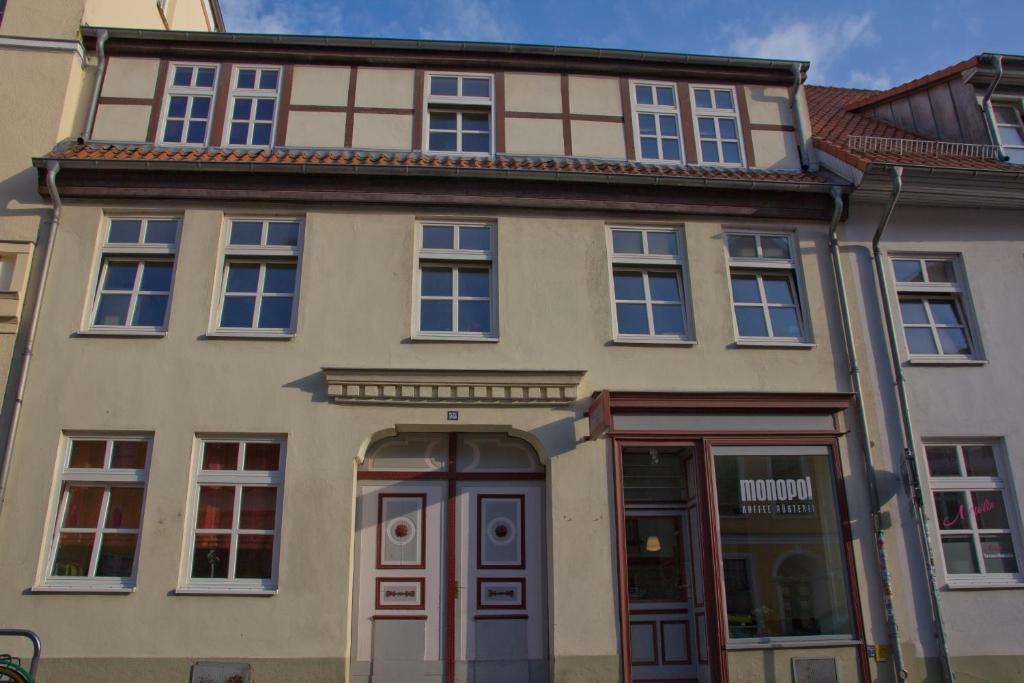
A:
992;98;1024;163
180;436;286;594
725;231;810;345
890;254;980;361
690;84;746;167
924;440;1024;587
628;80;684;163
423;72;494;156
39;434;151;592
222;65;281;148
413;221;497;340
211;218;303;338
85;216;180;335
158;62;219;146
606;226;693;344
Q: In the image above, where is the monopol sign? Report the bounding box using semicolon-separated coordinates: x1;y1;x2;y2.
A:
740;476;816;514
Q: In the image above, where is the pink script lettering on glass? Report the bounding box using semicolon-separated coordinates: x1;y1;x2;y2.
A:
941;497;996;529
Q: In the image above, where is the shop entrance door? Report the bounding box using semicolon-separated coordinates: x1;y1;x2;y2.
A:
617;445;711;683
352;433;548;683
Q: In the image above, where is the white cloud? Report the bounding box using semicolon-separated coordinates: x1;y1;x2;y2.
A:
727;12;877;83
848;70;893;91
219;0;345;35
418;0;513;42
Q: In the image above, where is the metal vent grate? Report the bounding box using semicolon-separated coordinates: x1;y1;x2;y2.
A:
792;656;839;683
847;135;1003;160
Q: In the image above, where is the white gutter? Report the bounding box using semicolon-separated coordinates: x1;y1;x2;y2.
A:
789;63;820;172
981;55;1007;161
0;162;62;517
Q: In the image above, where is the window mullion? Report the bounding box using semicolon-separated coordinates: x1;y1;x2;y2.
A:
88;487;113;577
642;272;655;335
253;262;268;329
229;485;242;580
757;275;773;336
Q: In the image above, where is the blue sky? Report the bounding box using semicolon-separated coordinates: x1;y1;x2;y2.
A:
219;0;1024;90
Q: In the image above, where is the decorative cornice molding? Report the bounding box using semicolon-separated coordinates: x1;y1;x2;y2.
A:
322;368;586;406
0;36;86;63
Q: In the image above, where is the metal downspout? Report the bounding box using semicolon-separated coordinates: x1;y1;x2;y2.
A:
981;55;1006;160
789;63;819;171
871;166;955;683
0;162;62;517
80;29;109;141
827;186;908;680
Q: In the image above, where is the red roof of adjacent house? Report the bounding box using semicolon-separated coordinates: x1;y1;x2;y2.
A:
806;84;1014;172
841;56;981;112
42;142;832;185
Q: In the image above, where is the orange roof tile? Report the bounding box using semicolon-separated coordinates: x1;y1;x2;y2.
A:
43;142;832;185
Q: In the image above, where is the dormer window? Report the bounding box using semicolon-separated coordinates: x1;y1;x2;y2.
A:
225;66;281;148
691;86;745;166
159;63;218;146
425;73;493;155
993;104;1024;164
629;81;683;162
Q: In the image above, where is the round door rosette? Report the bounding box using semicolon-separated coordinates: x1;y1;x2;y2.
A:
386;516;417;546
486;516;517;546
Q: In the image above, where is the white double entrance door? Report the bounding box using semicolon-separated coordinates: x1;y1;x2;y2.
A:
354;480;548;683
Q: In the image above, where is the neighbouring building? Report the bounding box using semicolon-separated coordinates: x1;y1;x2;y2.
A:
808;53;1024;682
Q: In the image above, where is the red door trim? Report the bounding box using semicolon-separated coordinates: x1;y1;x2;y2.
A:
444;433;457;683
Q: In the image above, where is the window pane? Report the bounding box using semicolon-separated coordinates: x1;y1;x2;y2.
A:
972;491;1009;529
934;491;969;530
937;327;970;355
735;307;768;337
163;119;185;143
191;96;211;119
714;90;734;109
458;269;490;298
229;122;249;145
637;113;656;136
104;262;139;290
226;263;260;292
652;304;684;335
647;232;678;255
893;259;923;282
168;96;188;118
63;486;104;528
625;516;685;601
899;300;928;324
639;137;660;159
462;78;490;97
69;440;106;468
458;300;490;332
722;142;741;163
144;220;178;244
616;303;649;334
430;111;457;130
942;536;979;574
173;66;193;87
111;441;147;469
719;118;738;140
905;327;938;354
255;99;275;121
656;86;675;106
701;141;719;162
264;264;296;294
192;534;230;578
760;236;791;259
197;67;216;88
105;488;144;528
463;131;490;152
993;106;1017;124
95;533;138;577
697;117;716;138
233;98;252;120
661;138;681;161
423;225;454;249
94;294;131;326
963;445;998;477
235;535;274;579
614;272;645;300
237;69;257;88
422;268;453;297
257;297;294;329
421;300;453;331
267;222;299;246
730;275;761;303
623;448;687;501
763;277;794;304
244;443;281;471
196;486;235;529
727;234;757;258
612;230;644;254
240;487;277;530
929;300;962;326
694;89;712;108
185;121;205;143
981;534;1019;573
429;131;457;151
660;115;678;137
230;221;263;245
1000;126;1024;146
140;262;173;291
259;70;278;90
52;533;95;576
459;226;491;250
925;260;955;282
648;273;680;301
221;296;256;327
925;445;961;477
635;85;653;105
431;76;458;96
203;442;240;470
252;123;272;146
769;308;802;338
